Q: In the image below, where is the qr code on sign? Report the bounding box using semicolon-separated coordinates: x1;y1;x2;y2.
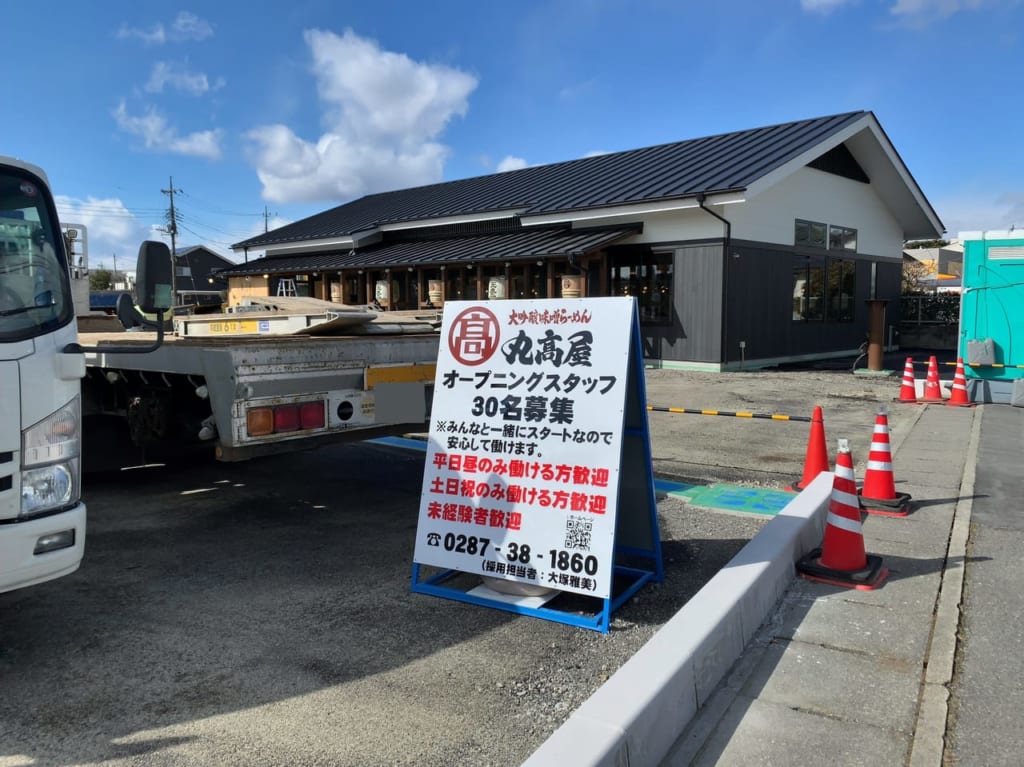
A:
564;516;593;551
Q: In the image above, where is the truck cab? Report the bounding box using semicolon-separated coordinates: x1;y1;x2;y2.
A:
0;156;86;593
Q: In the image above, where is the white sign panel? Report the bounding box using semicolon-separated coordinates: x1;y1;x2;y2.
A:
413;297;635;599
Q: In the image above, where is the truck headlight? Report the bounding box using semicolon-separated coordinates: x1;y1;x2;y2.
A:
21;397;81;518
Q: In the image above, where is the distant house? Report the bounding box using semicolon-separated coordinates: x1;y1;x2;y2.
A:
227;111;943;370
174;245;235;309
903;242;964;293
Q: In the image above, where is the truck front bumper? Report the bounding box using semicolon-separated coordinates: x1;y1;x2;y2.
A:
0;503;86;594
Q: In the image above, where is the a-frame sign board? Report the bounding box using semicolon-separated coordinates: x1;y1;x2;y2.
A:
410;297;663;633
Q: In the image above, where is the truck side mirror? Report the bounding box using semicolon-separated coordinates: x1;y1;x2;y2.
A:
136;240;173;314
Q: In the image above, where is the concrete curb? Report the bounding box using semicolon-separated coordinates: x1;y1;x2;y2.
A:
908;405;981;767
521;471;835;767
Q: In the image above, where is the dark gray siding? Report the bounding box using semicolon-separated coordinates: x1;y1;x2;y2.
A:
723;243;904;364
644;243;724;363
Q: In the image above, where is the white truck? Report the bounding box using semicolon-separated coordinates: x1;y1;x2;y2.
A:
73;239;439;469
78;307;440;468
0;156;87;593
1;155;439;593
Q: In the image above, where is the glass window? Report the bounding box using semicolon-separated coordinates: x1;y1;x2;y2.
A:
792;256;825;321
795;219;827;248
828;225;857;251
828;258;855;322
0;169;72;341
609;251;673;325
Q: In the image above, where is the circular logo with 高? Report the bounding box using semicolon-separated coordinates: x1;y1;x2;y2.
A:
448;306;500;366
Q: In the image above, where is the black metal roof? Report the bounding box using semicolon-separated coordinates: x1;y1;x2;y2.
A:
219;225;639;277
234;111;869;251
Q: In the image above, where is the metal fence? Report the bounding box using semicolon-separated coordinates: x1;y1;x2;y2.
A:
901;293;960;326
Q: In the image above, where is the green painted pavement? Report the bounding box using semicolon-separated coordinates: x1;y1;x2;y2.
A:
658;480;794;517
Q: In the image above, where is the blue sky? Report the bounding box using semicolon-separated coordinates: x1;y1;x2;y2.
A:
4;0;1022;270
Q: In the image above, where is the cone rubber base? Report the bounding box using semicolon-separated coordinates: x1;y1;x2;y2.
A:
797;548;888;591
893;397;922;405
945;401;976;408
859;490;913;517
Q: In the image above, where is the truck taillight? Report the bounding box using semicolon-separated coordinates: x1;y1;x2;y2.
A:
300;402;325;429
247;409;274;436
246;401;325;437
274;406;300;433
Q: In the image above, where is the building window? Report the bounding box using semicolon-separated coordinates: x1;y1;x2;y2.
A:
828;259;855;322
794;255;855;322
828;225;857;251
795;219;827;248
609;251;673;325
792;256;825;321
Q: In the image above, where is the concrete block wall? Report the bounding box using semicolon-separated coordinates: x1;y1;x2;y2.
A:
521;471;834;767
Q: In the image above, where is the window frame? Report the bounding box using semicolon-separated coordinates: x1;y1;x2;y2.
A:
792;255;826;322
827;257;856;323
608;250;674;326
795;219;827;248
828;225;857;252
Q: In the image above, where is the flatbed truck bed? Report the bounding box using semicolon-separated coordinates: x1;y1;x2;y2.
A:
79;325;440;465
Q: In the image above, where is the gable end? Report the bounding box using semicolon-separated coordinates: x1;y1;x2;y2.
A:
807;143;870;184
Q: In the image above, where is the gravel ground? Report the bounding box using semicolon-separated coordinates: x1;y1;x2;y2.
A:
0;361;914;766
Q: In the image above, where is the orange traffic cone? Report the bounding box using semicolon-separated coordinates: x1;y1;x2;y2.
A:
790;405;829;492
859;407;912;517
797;439;888;590
922;355;945;402
894;357;919;404
946;358;975;408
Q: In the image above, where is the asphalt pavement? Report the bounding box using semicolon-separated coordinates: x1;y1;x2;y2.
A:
656;400;1023;767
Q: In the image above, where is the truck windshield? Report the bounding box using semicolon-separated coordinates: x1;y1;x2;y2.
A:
0;169;71;341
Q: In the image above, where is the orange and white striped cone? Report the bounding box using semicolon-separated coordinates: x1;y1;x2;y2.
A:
790;405;829;492
946;357;975;407
797;439;888;590
894;357;919;404
859;407;912;517
922;355;945;402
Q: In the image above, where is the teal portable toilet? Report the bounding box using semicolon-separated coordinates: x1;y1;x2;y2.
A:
959;230;1024;403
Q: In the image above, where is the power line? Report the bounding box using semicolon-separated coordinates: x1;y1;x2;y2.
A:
175;210;254;240
176;222;240;251
179;189;264;218
55;204;165;218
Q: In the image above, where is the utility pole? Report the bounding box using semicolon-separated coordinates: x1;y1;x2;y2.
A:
161;176;183;306
263;205;276;233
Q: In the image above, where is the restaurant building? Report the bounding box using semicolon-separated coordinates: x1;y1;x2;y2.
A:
227;111;942;369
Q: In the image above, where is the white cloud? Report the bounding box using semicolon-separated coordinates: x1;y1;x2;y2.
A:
496;156;528;172
116;23;167;45
114;100;223;160
171;11;214;41
117;12;214;45
54;196;156;271
582;150;611;158
889;0;986;18
933;190;1024;237
245;28;478;204
145;61;223;96
801;0;1010;16
800;0;853;12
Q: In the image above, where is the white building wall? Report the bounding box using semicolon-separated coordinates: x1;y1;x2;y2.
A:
570;208;731;245
728;167;904;260
564;167;905;258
